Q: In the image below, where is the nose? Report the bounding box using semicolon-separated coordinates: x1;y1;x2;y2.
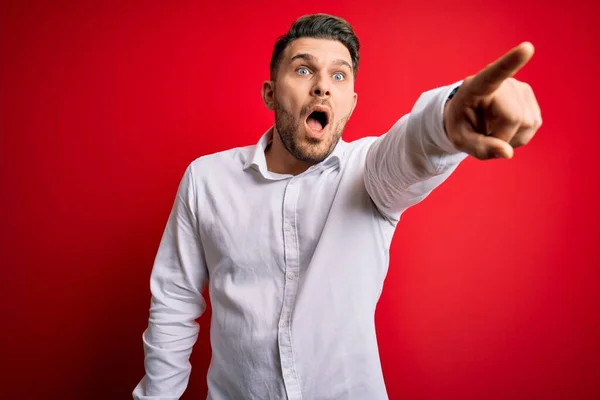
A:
310;75;331;98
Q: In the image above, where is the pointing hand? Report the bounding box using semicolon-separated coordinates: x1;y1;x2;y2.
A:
444;42;542;160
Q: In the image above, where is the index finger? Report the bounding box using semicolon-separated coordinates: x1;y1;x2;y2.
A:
468;41;535;95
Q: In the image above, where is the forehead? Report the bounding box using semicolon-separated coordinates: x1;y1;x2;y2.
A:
283;37;352;66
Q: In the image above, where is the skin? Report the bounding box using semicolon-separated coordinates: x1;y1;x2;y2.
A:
262;38;542;175
261;38;358;175
444;42;542;160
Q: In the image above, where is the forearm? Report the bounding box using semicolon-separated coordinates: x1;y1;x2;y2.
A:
133;261;205;399
364;82;468;220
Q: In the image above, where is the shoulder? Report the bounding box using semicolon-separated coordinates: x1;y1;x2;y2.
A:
344;135;379;150
341;135;380;162
186;143;254;179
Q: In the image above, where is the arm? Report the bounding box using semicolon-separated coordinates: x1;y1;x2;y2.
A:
133;164;208;400
364;82;468;222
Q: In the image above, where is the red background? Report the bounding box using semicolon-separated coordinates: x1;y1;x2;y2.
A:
1;1;599;399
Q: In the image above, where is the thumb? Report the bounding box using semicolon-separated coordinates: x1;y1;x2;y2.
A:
459;129;514;160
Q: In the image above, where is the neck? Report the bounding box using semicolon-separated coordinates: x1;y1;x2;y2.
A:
264;127;314;176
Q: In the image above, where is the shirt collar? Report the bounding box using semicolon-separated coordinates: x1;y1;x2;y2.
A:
242;126;345;176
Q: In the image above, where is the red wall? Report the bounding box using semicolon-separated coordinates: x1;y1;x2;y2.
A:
2;1;599;399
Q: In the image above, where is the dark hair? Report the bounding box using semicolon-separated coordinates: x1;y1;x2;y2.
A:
269;13;360;81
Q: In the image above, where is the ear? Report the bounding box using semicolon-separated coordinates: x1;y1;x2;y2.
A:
262;80;275;111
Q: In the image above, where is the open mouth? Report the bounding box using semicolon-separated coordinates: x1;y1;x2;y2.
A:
306;109;329;132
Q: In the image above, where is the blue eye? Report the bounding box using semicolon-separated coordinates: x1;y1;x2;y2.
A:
333;73;345;81
297;68;310;75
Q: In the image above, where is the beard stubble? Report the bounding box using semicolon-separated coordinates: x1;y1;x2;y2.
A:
274;98;349;164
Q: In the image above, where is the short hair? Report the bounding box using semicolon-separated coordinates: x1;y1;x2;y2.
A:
269;13;360;81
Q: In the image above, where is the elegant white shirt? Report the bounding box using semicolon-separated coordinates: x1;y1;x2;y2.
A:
133;82;467;400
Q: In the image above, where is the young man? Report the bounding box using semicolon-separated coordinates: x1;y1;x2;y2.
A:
133;13;542;400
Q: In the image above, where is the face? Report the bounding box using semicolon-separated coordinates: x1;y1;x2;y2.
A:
263;38;358;164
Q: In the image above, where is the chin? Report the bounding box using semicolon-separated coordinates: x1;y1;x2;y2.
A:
277;115;342;164
293;133;337;163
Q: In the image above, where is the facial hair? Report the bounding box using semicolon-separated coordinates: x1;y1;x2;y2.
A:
274;98;349;164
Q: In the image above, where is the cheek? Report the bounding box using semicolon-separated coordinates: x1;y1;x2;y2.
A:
276;80;306;112
276;95;301;116
336;99;354;120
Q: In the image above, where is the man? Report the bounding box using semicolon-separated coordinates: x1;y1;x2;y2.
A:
133;13;541;400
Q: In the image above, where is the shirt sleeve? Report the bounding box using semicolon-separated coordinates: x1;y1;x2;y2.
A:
132;164;209;400
364;82;468;223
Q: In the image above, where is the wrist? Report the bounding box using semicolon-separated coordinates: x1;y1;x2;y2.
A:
443;86;459;137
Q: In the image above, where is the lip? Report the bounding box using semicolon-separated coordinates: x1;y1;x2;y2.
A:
304;105;332;139
306;105;332;124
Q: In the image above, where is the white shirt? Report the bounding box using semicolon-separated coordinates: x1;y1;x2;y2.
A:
133;82;466;400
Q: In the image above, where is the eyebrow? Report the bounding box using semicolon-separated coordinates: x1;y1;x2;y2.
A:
290;53;353;72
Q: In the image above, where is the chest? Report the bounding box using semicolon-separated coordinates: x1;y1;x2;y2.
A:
197;168;343;280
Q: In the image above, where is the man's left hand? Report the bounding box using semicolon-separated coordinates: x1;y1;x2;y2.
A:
443;42;542;160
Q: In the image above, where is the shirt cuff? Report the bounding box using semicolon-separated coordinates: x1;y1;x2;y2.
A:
424;80;464;155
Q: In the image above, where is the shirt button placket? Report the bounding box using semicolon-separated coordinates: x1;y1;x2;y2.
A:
278;179;302;400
